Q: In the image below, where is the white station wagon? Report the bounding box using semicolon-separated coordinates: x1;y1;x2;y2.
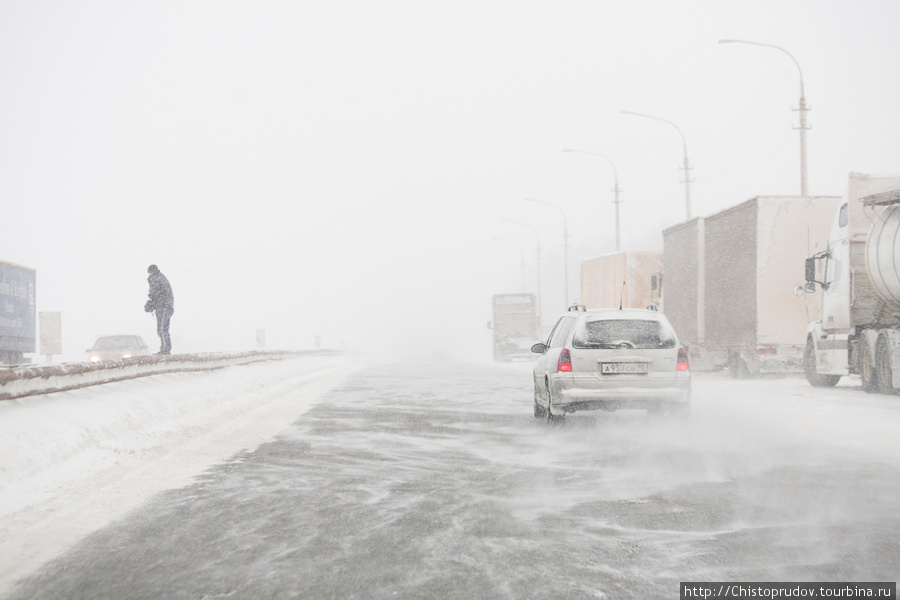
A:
531;307;691;421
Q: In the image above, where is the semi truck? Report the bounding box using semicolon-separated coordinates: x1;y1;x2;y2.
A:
580;251;662;310
661;194;840;375
489;293;539;361
0;259;36;365
799;172;900;392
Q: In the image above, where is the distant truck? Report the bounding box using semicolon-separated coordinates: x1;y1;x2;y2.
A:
489;293;539;361
799;173;900;392
661;194;840;376
580;251;662;310
0;260;36;365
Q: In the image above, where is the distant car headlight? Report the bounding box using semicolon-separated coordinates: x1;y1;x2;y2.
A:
89;355;101;362
123;353;132;359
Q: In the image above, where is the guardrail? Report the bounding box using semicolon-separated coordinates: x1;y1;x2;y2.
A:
0;350;339;401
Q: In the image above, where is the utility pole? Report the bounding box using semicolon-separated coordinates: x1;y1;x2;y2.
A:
563;149;622;251
719;39;810;196
502;219;542;325
620;111;693;221
796;93;809;197
524;198;569;307
491;238;527;292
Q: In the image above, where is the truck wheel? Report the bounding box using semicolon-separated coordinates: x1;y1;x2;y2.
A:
727;352;752;379
804;337;840;388
876;337;895;394
860;339;879;393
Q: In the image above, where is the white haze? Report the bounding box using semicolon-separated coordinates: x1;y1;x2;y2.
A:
1;1;898;362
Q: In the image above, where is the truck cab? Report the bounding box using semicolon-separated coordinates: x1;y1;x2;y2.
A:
802;202;851;385
800;174;900;392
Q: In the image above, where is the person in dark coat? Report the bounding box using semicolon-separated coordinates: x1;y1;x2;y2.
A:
144;264;174;354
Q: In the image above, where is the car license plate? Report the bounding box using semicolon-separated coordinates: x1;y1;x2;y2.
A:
601;362;648;374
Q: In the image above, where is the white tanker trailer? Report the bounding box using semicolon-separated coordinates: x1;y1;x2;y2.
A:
799;173;900;392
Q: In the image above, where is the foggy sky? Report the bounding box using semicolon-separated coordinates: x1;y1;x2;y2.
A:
1;1;898;362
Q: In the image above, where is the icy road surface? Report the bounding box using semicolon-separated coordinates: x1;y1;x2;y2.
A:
3;361;900;599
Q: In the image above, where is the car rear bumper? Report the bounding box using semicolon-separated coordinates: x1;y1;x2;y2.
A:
549;376;691;413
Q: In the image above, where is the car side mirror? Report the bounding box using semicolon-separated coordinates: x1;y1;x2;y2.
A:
531;343;547;354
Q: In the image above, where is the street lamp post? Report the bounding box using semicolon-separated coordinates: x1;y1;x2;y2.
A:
491;238;527;292
718;39;809;196
620;110;693;221
502;218;542;324
563;149;622;251
524;198;569;308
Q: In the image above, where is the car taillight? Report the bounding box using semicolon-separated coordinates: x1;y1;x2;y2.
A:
558;348;572;372
677;347;689;372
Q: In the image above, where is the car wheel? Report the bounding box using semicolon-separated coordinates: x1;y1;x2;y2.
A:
546;384;565;424
728;353;752;379
533;387;547;418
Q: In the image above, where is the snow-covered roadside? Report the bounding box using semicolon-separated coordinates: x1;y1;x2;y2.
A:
0;353;361;593
0;351;315;400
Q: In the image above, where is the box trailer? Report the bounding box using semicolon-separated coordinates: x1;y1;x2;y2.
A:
662;195;839;375
661;219;705;353
580;251;662;310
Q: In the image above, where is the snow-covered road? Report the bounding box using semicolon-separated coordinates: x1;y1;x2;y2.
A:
0;353;360;592
2;360;900;598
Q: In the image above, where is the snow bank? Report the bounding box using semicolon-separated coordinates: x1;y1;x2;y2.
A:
0;351;361;592
0;350;327;400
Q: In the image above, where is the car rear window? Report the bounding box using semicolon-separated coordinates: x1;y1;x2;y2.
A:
572;318;676;349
